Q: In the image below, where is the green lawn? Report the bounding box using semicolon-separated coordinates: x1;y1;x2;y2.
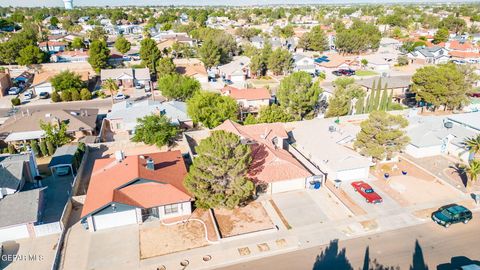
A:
355;70;379;76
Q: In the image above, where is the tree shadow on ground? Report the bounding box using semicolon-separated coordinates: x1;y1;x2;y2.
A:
361;245;400;270
410;239;428;270
449;163;468;188
312;239;353;270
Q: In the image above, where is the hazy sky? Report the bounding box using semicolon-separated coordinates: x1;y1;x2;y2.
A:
1;0;479;7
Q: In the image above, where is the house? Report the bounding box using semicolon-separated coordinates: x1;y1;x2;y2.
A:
405;112;480;162
184;120;314;194
105;100;192;137
357;75;412;100
221;86;270;112
100;68;150;88
449;51;480;64
0;188;45;242
361;53;397;71
0;109;98;144
50;50;89;63
0;152;39;198
290;118;372;182
293;54;316;74
81;151;193;231
407;46;450;64
30;71;90;95
38;41;67;53
217;56;251;85
0;71;12;98
174;58;209;83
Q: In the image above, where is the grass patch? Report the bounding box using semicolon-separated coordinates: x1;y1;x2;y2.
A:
355;70;379;76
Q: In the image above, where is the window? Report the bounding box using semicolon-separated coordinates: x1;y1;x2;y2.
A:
164;204;179;215
115;123;122;129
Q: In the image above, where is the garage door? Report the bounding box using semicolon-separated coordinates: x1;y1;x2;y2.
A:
336;167;369;182
93;209;138;231
271;178;306;194
0;224;29;242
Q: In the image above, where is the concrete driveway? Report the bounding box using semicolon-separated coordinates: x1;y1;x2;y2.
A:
272;191;329;228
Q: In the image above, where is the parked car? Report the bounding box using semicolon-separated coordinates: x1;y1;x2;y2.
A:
351;181;383;204
113;93;127;100
332;69;355;76
432;204;472;228
39;92;49;99
223;79;233;85
144;84;151;92
8;87;21;95
135;84;144;89
23;91;34;101
55;166;70;176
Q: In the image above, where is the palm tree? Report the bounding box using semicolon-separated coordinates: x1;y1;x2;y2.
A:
103;79;119;104
464;134;480;161
466;159;480;190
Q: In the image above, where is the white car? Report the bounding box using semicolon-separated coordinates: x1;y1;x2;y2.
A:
8;87;20;95
113;93;127;100
23;91;33;100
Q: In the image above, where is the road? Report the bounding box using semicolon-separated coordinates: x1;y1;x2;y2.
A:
218;214;480;270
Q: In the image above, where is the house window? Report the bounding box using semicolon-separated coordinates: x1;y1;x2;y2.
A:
164;204;179;215
115;123;122;129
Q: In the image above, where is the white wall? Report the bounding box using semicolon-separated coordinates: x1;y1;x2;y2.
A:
92;209;138;231
34;83;54;94
0;224;30;242
158;201;191;219
34;222;62;237
405;144;441;158
336;167;369;182
269;178;306;194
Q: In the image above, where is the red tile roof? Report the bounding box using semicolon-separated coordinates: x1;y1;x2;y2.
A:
39;41;66;47
221;86;271;101
215;120;312;184
449;51;480;59
448;40;474;51
81;151;192;217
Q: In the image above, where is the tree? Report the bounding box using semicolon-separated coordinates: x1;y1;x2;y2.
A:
243;114;257;125
103;78;119;104
354;111;410;161
139;38;162;74
158;74;200;101
47;141;55;156
257;104;294;123
184;130;254;209
61;91;72;102
11;97;21;106
88;40;110;73
50;16;59;26
199;39;221;68
39;140;48;156
114;35;131;55
30;140;40;157
71;37;85;49
8;144;16;154
71;89;80;101
51;71;84;92
156;57;176;78
464;134;480;161
439;16;466;33
40;121;71;147
277;72;322;120
433;28;449;44
268;48;293;75
51;91;61;102
87;26;107;41
335;21;381;54
80;88;92;100
466;159;480;190
412;63;469;110
131;114;179;148
397;55;409;66
16;45;45;66
361;59;368;69
326;79;365;117
187;91;238;128
298;25;328;52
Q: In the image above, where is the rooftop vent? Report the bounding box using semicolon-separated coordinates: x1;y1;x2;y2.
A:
328;125;336;132
146;158;155;171
444;121;453;129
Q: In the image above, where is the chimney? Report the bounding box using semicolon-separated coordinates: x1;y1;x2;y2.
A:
146;158;155;171
114;150;124;162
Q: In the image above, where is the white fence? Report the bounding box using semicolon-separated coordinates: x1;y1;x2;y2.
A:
34;222;62;237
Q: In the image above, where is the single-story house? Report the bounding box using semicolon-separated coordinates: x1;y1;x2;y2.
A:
51;50;89;63
293;54;316;74
81;150;193;231
0;109;98;144
38;41;66;53
405;112;480;162
290;118;372;182
217;56;251;85
185;120;314;194
356;75;412;100
100;68;150;88
361;53;397;71
221;86;270;112
0;152;39;198
174;58;208;83
105;100;192;137
30;71;90;95
0;188;45;242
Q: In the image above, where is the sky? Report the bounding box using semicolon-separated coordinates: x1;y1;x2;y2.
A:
1;0;479;7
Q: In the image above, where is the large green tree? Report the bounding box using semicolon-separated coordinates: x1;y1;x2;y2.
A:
40;121;71;147
354;111;410;161
51;71;84;92
131;114;179;148
114;35;131;54
139;37;162;74
156;57;176;77
88;39;110;73
158;73;200;101
184;130;254;209
433;28;449;44
326;79;365;117
298;25;328;52
335;21;381;54
267;48;293;75
199;39;221;68
277;71;322;120
187;91;238;128
16;45;45;66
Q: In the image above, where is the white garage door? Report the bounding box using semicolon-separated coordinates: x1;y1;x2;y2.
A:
271;178;306;194
34;84;53;94
93;210;138;231
336;167;369;182
0;224;29;242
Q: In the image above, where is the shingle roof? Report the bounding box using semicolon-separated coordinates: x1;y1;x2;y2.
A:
0;188;44;228
0;154;29;191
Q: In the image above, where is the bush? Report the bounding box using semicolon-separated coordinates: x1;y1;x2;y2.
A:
39;140;48;156
30;140;40;157
98;90;107;99
7;144;16;154
80;88;92;100
61;91;72;102
51;91;61;102
71;89;80;101
47;141;55;156
11;97;21;106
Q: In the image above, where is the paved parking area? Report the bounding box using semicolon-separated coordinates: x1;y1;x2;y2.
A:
272;191;328;228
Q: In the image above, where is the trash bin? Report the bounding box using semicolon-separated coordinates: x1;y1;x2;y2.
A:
314;182;321;189
384;173;390;180
334;179;342;189
401;171;407;175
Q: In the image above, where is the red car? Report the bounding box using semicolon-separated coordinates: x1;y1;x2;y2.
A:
351;181;383;204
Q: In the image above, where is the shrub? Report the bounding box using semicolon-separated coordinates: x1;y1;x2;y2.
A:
47;141;55;156
39;140;48;156
61;91;72;102
71;89;80;101
11;97;21;106
7;144;16;154
51;91;61;102
80;88;92;100
30;140;41;157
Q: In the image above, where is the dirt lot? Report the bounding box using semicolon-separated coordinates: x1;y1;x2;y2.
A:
139;221;209;259
213;202;274;238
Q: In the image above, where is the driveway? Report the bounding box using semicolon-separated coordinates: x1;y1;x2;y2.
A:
272;191;329;228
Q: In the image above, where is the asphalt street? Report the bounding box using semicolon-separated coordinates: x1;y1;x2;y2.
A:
218;213;480;270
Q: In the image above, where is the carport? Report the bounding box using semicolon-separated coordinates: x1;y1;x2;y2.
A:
48;145;79;179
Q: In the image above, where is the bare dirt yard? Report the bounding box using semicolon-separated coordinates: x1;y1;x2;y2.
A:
213;202;274;238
